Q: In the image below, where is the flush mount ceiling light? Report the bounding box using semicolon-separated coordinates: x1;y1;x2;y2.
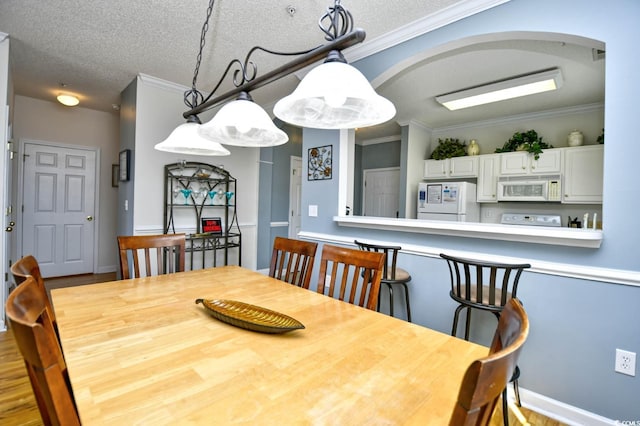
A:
161;0;395;154
57;94;79;107
435;68;563;111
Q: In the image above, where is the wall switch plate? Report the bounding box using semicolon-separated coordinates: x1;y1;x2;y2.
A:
615;349;636;376
308;205;318;217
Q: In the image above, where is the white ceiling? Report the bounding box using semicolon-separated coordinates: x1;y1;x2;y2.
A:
0;0;604;139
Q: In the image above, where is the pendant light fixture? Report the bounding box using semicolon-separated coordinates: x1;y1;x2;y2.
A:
155;0;231;156
273;50;395;129
179;0;394;144
199;92;287;147
154;116;230;156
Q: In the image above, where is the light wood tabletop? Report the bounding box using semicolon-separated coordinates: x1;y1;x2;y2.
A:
51;266;488;425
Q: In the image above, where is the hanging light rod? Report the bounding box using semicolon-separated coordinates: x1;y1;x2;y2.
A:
183;29;365;119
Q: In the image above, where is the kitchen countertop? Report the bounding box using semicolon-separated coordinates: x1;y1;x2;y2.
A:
334;215;602;248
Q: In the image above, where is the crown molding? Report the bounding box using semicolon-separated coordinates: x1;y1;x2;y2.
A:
356;135;402;146
346;0;511;63
432;102;604;133
137;73;188;93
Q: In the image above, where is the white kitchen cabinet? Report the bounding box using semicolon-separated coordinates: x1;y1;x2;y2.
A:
563;145;604;204
423;156;478;179
499;149;562;175
477;154;500;203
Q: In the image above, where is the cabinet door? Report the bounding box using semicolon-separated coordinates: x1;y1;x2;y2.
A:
531;149;562;174
424;159;448;179
563;145;604;204
477;155;500;202
449;156;479;177
500;152;529;175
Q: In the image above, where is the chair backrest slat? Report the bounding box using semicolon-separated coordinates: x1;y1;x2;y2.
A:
317;244;384;311
449;298;529;426
268;237;318;288
118;234;186;279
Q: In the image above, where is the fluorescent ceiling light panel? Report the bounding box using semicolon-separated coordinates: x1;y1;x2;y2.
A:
436;68;563;111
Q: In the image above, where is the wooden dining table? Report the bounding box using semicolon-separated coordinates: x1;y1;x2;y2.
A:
51;266;487;425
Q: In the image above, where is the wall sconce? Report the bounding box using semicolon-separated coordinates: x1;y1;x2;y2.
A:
156;0;395;155
435;68;563;111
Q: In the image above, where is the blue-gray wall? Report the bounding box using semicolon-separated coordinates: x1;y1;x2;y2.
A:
300;0;640;420
256;121;303;270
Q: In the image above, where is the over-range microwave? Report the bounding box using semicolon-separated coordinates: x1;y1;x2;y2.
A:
497;175;562;202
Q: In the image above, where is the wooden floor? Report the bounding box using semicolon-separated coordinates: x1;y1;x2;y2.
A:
1;273;565;425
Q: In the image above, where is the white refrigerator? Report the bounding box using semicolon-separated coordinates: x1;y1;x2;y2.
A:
417;181;479;222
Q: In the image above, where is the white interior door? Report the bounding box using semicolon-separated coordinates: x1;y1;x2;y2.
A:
288;156;302;238
21;142;97;277
363;167;400;218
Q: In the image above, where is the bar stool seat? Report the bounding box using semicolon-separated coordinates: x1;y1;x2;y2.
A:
355;240;412;322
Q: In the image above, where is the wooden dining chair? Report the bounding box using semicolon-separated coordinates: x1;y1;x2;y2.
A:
316;244;385;311
6;276;80;426
354;240;412;321
10;255;56;330
117;233;186;279
269;236;318;288
449;298;529;426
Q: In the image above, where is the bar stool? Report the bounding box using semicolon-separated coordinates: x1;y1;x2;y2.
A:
355;240;412;322
440;253;531;426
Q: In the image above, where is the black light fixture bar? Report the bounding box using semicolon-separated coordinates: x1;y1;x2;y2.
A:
183;28;366;119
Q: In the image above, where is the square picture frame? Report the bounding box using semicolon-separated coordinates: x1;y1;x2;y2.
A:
119;149;130;181
111;164;119;187
308;144;332;181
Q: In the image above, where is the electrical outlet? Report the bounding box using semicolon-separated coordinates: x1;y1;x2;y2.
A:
615;349;636;376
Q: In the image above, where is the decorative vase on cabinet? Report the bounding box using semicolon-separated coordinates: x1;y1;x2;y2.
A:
468;139;480;156
567;130;584;147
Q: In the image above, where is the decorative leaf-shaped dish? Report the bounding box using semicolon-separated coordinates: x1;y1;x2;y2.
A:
195;299;305;334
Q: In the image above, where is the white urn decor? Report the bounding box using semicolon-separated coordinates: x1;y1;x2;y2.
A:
468;139;480;156
567;130;584;147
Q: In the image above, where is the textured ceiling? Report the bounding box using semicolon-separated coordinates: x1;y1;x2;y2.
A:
0;1;605;139
0;0;460;114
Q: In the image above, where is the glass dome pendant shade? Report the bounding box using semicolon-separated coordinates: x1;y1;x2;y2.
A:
154;116;231;156
198;92;289;147
273;50;396;129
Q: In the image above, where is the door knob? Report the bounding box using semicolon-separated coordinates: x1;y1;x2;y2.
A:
87;216;94;221
5;226;12;232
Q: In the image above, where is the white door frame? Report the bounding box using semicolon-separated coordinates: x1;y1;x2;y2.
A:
288;156;302;238
16;138;101;274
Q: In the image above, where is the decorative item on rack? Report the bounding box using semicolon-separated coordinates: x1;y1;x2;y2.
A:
468;139;480;156
156;0;395;154
567;130;584;147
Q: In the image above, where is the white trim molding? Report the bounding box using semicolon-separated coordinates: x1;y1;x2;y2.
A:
298;230;639;287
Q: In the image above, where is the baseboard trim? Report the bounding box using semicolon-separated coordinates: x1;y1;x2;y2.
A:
509;387;615;426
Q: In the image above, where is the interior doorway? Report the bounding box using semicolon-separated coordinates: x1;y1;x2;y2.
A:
362;167;400;218
19;140;98;277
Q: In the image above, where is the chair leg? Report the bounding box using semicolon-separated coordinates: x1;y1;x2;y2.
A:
464;307;472;341
387;283;394;318
401;282;411;322
502;387;510;426
451;305;466;337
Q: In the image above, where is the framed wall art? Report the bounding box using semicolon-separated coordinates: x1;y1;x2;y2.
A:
308;145;332;181
119;149;131;181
